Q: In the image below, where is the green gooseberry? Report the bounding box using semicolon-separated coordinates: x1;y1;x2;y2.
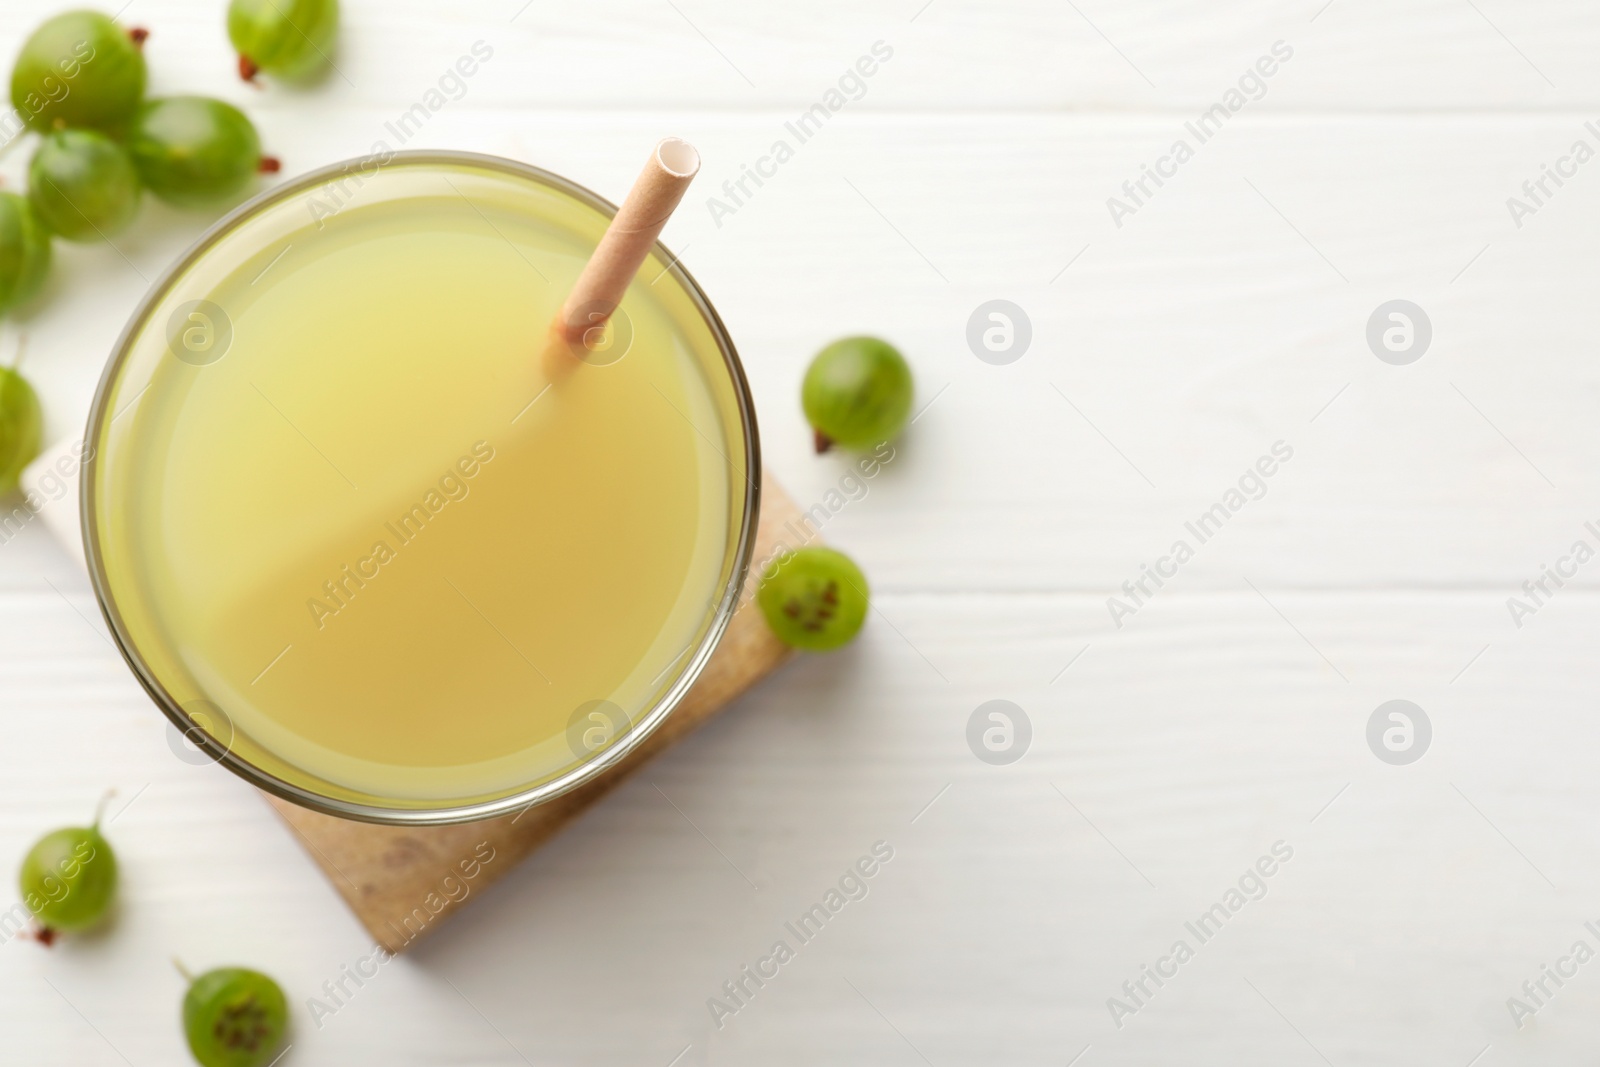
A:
18;804;117;937
10;10;148;132
181;965;289;1067
801;335;913;453
757;546;869;652
130;97;269;208
228;0;340;83
0;192;53;315
0;366;42;496
28;129;141;242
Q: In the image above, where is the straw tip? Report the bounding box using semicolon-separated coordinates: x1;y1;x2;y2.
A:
655;137;700;180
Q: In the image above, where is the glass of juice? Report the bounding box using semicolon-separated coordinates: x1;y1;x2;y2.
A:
81;151;760;824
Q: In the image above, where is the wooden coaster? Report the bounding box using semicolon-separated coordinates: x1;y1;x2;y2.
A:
264;474;807;953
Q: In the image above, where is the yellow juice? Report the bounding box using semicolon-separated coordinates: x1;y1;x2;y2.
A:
86;157;755;815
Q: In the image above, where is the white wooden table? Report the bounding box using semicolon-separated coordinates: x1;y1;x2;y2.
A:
4;1;1600;1063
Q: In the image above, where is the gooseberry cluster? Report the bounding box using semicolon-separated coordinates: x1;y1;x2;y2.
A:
7;10;279;265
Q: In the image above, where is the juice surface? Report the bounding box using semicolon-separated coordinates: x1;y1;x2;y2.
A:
88;158;751;810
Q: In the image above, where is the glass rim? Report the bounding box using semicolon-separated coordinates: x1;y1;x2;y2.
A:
78;149;763;826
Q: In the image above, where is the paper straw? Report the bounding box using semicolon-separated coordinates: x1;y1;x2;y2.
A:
542;137;700;373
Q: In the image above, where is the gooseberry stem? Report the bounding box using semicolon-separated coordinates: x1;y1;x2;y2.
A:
92;789;116;829
172;957;195;983
9;332;26;372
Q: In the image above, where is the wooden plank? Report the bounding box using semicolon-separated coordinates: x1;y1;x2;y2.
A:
263;474;805;953
5;0;1597;113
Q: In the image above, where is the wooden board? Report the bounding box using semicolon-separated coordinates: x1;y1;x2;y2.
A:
263;474;805;954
